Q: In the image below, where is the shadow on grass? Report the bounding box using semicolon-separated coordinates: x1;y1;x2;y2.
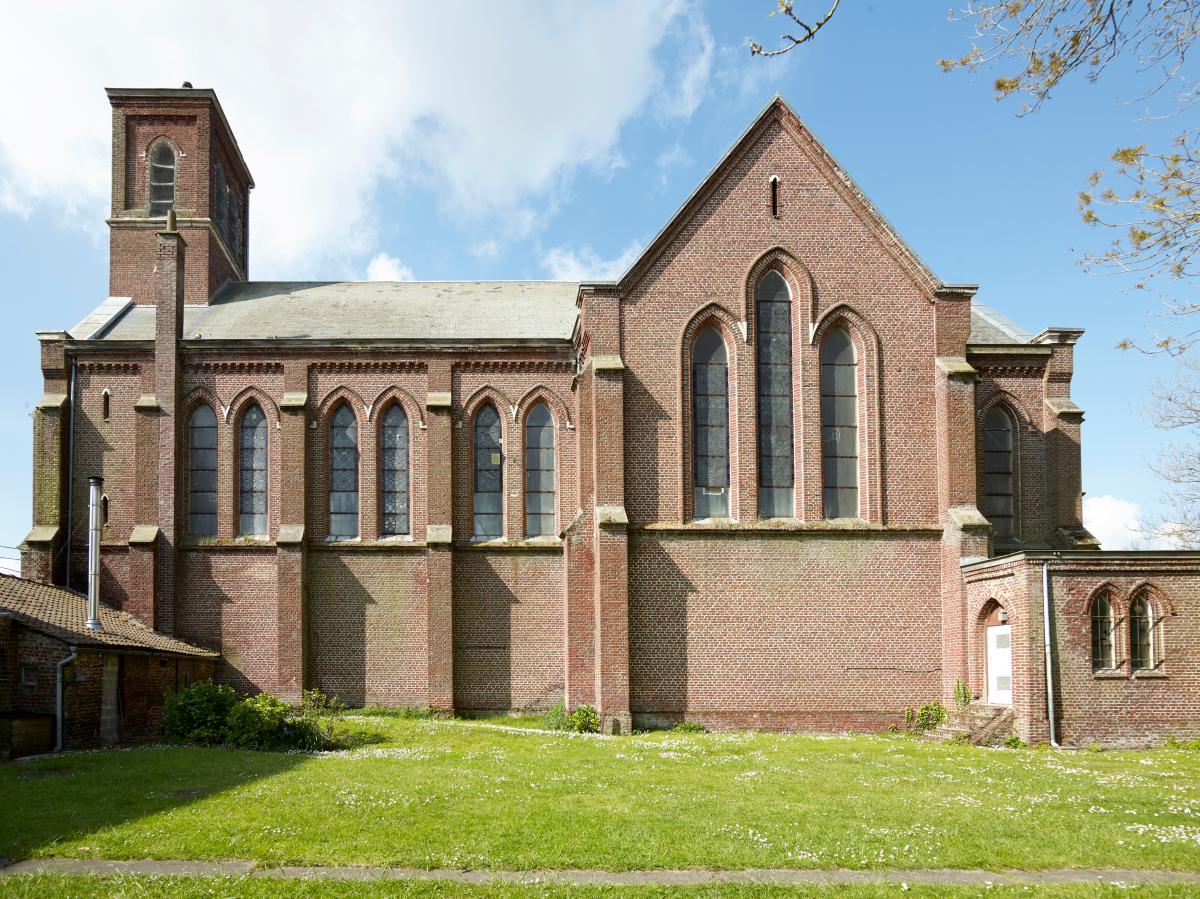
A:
0;745;308;862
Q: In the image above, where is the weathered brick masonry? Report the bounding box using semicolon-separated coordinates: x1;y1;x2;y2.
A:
21;86;1200;744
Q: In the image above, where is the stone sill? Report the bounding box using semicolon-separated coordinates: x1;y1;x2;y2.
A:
635;519;942;535
459;537;563;551
312;538;426;552
1132;670;1169;680
180;538;275;550
1092;669;1128;680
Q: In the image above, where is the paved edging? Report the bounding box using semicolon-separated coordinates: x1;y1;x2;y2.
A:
2;859;1200;886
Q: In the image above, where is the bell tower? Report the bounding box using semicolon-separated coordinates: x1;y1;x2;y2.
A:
106;84;254;305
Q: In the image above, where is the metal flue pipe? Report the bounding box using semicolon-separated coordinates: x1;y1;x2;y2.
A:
86;476;103;631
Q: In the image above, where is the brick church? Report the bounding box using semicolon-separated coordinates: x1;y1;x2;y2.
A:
19;86;1200;747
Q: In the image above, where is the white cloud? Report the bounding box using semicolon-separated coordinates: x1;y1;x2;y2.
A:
655;142;691;187
364;252;414;282
540;241;644;282
0;1;710;278
470;239;502;262
1083;495;1177;550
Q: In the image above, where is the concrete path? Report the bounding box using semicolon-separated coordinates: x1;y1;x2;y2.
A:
2;858;1200;887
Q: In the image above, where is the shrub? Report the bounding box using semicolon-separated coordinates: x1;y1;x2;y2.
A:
953;678;972;711
163;681;237;744
300;688;345;717
570;704;601;734
542;700;571;731
227;693;292;750
1165;735;1200;750
1004;733;1026;749
903;706;915;730
914;701;947;731
672;721;708;734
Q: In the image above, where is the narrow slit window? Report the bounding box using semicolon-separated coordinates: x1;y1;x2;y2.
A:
820;328;859;518
770;175;779;217
380;403;410;536
756;270;793;517
149;141;176;217
101;495;110;529
982;407;1015;539
1091;592;1115;671
524;402;555;537
474;404;503;539
102;391;110;422
693;327;729;519
1130;593;1154;671
329;404;359;539
239;404;268;537
188;405;218;536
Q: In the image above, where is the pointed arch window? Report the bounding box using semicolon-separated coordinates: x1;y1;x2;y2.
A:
188;405;218;536
474;404;503;539
983;406;1015;539
820;328;858;518
149;141;176;217
756;270;793;518
1091;592;1116;671
693;327;730;519
380;404;410;536
1130;593;1154;671
329;404;359;539
239;404;268;536
525;402;555;537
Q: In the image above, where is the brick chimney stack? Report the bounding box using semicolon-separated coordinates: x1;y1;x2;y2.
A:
106;86;254;306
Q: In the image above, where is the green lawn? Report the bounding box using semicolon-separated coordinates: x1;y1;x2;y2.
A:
2;718;1199;872
1;877;1198;899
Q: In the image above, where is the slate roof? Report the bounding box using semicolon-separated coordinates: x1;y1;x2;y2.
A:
0;575;217;658
969;302;1034;345
72;281;581;343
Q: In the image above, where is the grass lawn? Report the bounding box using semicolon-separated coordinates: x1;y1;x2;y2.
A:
2;877;1199;898
1;717;1199;873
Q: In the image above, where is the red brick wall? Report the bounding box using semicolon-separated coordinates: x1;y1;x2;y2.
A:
628;530;943;729
452;548;565;710
307;548;430;707
177;547;279;693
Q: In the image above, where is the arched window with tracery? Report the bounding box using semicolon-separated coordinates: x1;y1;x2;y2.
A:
1090;591;1116;671
380;403;410;536
239;403;268;537
474;404;503;539
756;271;793;518
188;405;218;536
983;406;1015;539
820;327;858;518
693;327;729;519
1130;593;1155;671
524;402;555;537
329;403;359;539
149;141;176;217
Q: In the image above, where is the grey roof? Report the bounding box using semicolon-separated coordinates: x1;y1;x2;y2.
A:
969;302;1033;345
76;280;581;343
0;574;217;658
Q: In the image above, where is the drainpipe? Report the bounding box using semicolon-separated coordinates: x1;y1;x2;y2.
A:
86;476;103;631
64;358;77;589
55;645;78;752
1041;560;1059;747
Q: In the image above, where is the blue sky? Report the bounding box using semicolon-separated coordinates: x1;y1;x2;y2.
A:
0;1;1187;566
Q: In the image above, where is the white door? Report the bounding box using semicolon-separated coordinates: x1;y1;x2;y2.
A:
986;625;1012;706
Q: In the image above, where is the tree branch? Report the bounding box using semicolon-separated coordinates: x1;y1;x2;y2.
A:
750;0;840;58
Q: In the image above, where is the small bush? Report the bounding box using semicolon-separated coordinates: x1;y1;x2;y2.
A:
542;700;571;731
1004;733;1026;749
672;721;708;734
227;693;292;750
903;706;915;730
300;688;345;717
570;704;601;734
163;681;237;744
953;678;972;711
914;701;947;731
1165;735;1200;750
